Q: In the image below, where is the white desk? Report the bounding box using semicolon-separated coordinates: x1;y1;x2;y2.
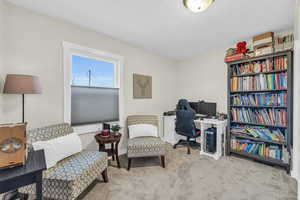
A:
195;119;227;160
162;116;227;159
162;115;187;145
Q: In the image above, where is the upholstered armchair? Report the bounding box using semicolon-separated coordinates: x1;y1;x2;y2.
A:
127;115;166;170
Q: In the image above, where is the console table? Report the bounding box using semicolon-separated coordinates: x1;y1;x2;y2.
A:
0;150;46;200
95;133;122;168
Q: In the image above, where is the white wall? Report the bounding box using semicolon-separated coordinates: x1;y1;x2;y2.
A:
293;0;300;198
0;0;4;120
0;2;177;150
176;48;228;113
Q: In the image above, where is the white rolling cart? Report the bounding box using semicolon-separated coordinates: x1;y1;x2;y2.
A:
195;119;227;160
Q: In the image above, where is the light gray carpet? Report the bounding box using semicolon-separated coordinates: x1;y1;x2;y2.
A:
84;145;297;200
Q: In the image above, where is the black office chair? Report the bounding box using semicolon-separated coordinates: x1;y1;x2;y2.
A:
173;99;201;154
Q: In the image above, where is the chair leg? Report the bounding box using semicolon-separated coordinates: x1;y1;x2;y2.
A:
187;137;191;154
101;168;108;183
173;139;185;149
127;158;132;171
160;156;165;168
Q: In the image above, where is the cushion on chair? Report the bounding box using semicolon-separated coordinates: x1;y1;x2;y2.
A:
19;151;108;200
127;137;165;158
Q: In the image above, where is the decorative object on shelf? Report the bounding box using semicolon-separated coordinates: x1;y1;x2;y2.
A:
225;41;249;62
226;48;237;57
274;34;294;52
217;113;227;120
111;124;121;134
101;129;111;137
225;53;247;62
236;41;249;54
0;123;27;169
3;74;42;123
226;50;293;173
183;0;215;13
133;73;152;99
253;32;274;56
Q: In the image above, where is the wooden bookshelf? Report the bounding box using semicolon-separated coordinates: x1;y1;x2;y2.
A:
226;50;293;173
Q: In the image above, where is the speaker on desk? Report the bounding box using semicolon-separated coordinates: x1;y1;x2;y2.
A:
0;123;27;169
205;127;216;153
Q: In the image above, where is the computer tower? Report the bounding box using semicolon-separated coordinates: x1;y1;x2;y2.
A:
205;127;216;153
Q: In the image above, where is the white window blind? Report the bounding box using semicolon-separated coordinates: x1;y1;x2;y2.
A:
71;55;119;125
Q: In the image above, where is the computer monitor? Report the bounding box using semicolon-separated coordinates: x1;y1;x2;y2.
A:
189;102;200;113
199;102;217;117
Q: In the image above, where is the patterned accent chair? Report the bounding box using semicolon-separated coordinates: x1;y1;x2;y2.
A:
19;123;108;200
127;115;166;170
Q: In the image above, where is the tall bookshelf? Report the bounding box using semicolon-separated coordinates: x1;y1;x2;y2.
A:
226;50;293;172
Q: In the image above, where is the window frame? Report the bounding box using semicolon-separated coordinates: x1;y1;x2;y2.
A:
63;42;124;128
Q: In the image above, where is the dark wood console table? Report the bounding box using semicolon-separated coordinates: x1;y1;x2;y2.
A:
0;150;46;200
95;133;122;168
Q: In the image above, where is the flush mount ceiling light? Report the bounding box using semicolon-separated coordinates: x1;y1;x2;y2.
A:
183;0;215;13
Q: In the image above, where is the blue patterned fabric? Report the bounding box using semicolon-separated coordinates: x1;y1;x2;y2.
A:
19;123;108;200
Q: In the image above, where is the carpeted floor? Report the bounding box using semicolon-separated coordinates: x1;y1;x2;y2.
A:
84;145;297;200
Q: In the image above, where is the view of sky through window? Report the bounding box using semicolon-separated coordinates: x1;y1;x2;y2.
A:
72;55;115;88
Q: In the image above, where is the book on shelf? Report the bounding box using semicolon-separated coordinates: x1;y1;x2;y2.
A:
231;125;286;142
231;56;288;76
231;72;287;91
231;92;287;107
231;108;287;126
231;138;283;160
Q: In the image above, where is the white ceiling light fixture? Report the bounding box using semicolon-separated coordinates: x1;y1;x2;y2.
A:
183;0;215;13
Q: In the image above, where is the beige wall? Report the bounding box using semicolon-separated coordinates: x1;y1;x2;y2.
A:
176;48;227;113
1;3;178;149
0;0;4;120
293;0;300;193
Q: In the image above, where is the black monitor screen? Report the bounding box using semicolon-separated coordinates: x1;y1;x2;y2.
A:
199;102;217;117
189;102;199;113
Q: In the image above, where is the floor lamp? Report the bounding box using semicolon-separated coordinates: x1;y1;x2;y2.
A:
3;74;42;123
2;74;41;200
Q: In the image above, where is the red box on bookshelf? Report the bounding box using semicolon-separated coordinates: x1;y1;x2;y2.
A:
225;53;247;62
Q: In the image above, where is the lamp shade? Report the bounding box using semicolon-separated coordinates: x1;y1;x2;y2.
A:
3;74;42;94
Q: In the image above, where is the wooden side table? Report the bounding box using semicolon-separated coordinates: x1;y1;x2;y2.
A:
95;133;122;168
0;150;46;200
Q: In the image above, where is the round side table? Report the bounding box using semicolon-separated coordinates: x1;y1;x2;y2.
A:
95;133;122;168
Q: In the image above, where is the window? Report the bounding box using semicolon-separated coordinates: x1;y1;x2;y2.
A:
72;55;116;88
63;42;123;126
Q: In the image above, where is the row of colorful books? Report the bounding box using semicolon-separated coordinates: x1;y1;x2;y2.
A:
231;56;288;76
231;92;287;107
231;108;287;126
231;125;286;142
231;72;287;91
231;139;282;160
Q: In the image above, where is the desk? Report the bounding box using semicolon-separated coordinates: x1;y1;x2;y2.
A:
195;119;227;160
0;150;46;200
162;116;227;159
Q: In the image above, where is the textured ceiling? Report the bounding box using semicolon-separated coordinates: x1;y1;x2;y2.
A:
6;0;295;60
